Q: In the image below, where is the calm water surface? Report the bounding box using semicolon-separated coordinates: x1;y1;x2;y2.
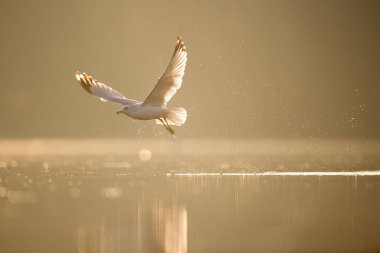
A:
0;139;379;253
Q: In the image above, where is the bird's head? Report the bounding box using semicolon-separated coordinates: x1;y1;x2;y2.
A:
116;106;129;115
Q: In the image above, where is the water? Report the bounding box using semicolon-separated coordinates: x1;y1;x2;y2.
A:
0;139;379;252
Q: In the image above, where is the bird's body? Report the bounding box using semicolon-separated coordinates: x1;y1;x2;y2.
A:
120;103;164;120
75;37;188;135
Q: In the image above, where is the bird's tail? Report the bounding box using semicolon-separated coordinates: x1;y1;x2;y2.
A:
156;108;187;126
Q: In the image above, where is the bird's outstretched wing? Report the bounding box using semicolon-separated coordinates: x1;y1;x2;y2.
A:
75;71;140;105
143;37;187;107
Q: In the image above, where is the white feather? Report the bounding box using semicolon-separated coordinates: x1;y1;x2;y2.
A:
75;72;140;106
143;37;187;107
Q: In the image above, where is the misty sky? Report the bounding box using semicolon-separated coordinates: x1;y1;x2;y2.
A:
0;0;379;138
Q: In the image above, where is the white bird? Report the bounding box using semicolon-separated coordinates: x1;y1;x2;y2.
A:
75;37;188;135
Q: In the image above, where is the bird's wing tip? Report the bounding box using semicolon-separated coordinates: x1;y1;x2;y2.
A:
175;36;186;52
75;71;81;81
75;71;93;94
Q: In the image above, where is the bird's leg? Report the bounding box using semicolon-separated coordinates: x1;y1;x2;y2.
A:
163;118;175;135
159;118;175;135
159;118;170;133
160;119;174;135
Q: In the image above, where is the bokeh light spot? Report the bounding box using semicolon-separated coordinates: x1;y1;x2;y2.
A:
138;148;152;161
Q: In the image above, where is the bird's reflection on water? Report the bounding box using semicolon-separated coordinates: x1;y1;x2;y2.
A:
0;139;379;252
2;167;379;253
76;199;187;253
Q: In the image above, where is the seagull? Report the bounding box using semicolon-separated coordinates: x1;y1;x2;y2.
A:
75;37;188;136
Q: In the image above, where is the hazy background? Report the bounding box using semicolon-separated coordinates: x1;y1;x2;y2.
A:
0;0;379;138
